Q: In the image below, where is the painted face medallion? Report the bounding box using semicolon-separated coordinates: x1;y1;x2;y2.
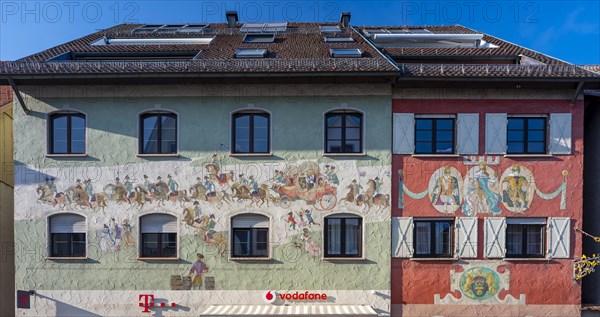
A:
428;166;462;214
500;164;535;213
459;267;501;300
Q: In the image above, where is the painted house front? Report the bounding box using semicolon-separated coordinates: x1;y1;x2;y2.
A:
4;18;396;316
366;25;600;317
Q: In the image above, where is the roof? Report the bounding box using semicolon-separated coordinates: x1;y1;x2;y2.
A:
0;23;396;75
0;22;598;81
583;65;600;74
357;25;599;79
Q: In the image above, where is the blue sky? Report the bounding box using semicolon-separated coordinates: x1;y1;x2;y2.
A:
0;0;598;64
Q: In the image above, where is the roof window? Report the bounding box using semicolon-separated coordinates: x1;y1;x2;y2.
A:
240;22;287;33
329;48;362;58
320;25;342;33
235;48;268;58
243;34;275;43
324;36;355;43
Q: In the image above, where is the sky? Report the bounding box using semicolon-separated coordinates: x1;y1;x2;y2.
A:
0;0;598;64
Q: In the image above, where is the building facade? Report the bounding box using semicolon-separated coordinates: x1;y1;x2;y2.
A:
2;14;600;317
4;18;396;316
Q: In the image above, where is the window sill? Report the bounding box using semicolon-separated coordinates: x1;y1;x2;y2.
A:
410;257;458;261
229;257;272;261
411;154;460;158
503;257;551;261
323;153;367;157
136;257;180;261
46;256;88;260
137;154;180;158
503;154;553;158
46;154;88;158
229;153;273;158
323;257;365;261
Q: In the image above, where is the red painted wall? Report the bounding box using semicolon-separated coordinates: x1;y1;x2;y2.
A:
391;99;583;305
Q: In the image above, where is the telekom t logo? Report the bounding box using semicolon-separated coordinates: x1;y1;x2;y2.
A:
138;294;176;313
139;294;154;313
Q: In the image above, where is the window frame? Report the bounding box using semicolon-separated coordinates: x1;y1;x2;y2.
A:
412;219;455;258
506;116;548;155
138;111;178;155
323;215;363;258
138;213;179;260
414;116;456;155
230;213;271;260
47;213;87;259
231;111;271;154
231;227;269;258
505;223;546;258
140;232;178;258
47;111;86;155
324;111;364;154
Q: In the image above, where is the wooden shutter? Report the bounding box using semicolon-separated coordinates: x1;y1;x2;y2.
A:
549;113;572;154
392;217;413;258
484;217;506;258
548;217;571;258
232;214;269;228
393;113;414;154
457;114;479;154
485;113;507;154
141;214;177;233
455;217;478;258
50;214;86;233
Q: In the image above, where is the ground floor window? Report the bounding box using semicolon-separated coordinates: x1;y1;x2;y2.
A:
413;219;454;258
324;214;362;258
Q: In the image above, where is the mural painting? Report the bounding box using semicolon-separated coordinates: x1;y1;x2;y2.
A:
100;217;134;252
500;165;535;213
462;162;502;216
401;160;568;214
428;166;462;214
434;261;525;305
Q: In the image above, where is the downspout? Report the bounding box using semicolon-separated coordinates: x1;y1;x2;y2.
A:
7;78;30;115
572;81;585;104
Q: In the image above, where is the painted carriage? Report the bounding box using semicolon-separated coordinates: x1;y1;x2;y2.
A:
271;162;338;211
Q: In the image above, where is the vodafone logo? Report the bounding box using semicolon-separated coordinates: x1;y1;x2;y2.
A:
262;291;276;304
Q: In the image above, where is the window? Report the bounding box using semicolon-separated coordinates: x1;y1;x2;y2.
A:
243;34;275;43
325;111;363;154
324;36;355;43
413;219;454;258
507;117;547;154
231;214;269;258
320;25;342;33
415;117;455;154
232;111;270;154
324;215;362;258
48;214;86;257
329;48;362;58
235;48;268;58
506;219;546;258
48;112;86;154
139;111;177;154
140;214;178;258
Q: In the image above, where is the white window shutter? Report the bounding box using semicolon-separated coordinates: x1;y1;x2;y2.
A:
456;217;478;258
392;217;413;257
50;214;86;233
485;113;507;154
548;217;571;259
232;214;269;228
393;113;415;154
457;114;479;155
484;217;506;258
549;113;572;154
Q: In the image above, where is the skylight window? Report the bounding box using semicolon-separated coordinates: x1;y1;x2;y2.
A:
155;25;186;34
324;36;355;43
243;34;275;43
329;48;362;58
320;25;342;33
235;48;268;58
132;25;165;34
91;37;214;45
177;24;209;33
240;22;288;33
48;51;202;61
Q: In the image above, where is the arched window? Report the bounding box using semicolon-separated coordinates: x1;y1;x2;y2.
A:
48;213;86;257
325;110;363;154
139;213;178;258
48;111;86;154
231;214;269;258
232;111;270;154
139;111;177;154
324;213;362;258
